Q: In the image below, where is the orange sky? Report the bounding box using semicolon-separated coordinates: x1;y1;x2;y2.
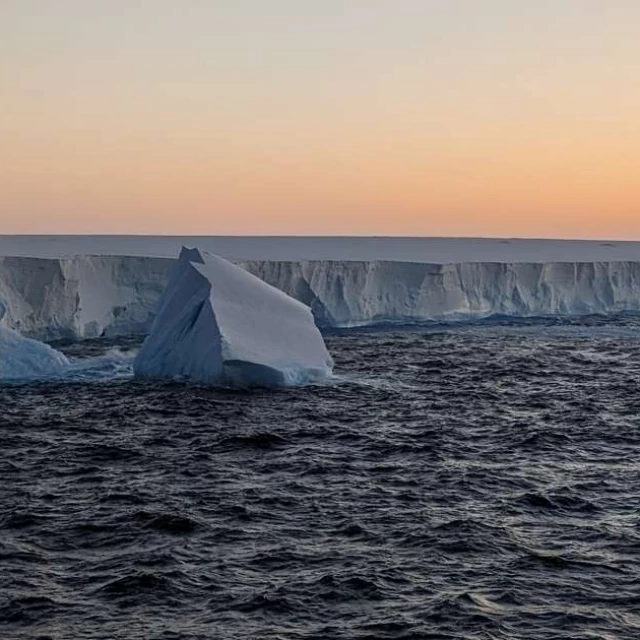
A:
1;1;639;238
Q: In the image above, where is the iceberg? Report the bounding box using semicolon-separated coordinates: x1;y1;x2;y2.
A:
0;325;69;380
133;249;333;387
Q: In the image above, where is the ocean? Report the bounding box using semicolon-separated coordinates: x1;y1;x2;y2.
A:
2;318;640;639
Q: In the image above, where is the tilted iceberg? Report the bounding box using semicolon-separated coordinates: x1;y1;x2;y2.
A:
133;249;333;387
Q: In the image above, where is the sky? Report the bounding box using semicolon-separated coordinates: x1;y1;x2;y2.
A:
1;1;639;238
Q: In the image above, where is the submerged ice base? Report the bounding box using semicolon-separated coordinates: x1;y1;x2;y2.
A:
133;249;333;387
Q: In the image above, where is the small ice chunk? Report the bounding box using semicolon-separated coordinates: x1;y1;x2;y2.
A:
0;326;69;380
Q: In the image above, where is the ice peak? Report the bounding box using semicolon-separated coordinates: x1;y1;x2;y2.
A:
179;246;205;264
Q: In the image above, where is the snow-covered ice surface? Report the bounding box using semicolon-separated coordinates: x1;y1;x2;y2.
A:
0;325;69;380
134;249;333;387
3;235;640;262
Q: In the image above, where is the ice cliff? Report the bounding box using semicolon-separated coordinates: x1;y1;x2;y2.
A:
2;256;640;340
247;260;640;327
133;249;333;386
0;255;173;340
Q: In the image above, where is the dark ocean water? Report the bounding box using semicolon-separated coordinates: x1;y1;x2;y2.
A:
2;318;640;639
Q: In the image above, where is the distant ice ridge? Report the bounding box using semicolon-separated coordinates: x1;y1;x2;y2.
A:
133;249;333;387
2;256;640;340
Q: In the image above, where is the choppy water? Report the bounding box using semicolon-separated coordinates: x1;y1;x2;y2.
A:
2;318;640;639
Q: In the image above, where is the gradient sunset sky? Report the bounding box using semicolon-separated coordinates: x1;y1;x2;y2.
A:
2;1;639;237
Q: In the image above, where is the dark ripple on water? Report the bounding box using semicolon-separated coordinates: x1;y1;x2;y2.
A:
2;319;640;639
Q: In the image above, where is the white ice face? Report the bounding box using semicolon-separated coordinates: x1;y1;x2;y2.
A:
243;260;640;328
3;242;640;341
0;254;174;342
0;326;69;380
133;248;333;387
